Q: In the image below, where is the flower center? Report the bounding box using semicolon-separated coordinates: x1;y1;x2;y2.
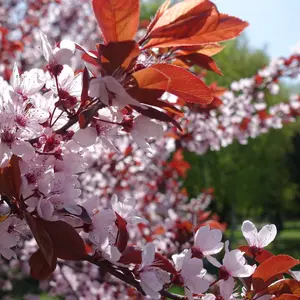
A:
15;115;27;127
1;130;15;145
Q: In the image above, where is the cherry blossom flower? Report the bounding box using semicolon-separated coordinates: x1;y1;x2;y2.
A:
202;277;237;300
88;76;140;109
73;107;121;150
172;249;209;300
88;209;121;262
8;64;45;102
0;218;20;260
207;241;256;279
111;194;148;225
241;220;277;249
51;65;82;109
0;114;35;167
139;243;170;299
131;116;164;151
40;31;75;67
193;225;224;257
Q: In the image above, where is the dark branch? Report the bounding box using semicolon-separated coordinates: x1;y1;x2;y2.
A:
86;255;186;300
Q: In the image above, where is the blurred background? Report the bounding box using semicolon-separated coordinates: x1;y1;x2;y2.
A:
143;0;300;259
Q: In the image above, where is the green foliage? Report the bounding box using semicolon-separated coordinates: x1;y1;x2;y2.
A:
140;0;162;20
205;36;269;87
183;35;300;228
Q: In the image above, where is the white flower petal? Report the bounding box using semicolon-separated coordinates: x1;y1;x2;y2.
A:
73;127;97;147
258;224;277;248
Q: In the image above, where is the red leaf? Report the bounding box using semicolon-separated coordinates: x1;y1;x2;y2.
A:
115;213;129;253
252;255;300;292
37;220;88;261
268;279;300;296
146;0;215;40
119;246;142;264
153;252;177;275
274;295;300;300
132;67;169;90
25;213;54;267
29;249;57;280
80;66;91;106
150;64;213;104
92;0;140;43
82;50;99;66
239;245;273;264
144;2;248;49
97;41;141;74
0;155;22;202
128;87;184;116
178;53;222;75
146;0;171;34
131;104;182;131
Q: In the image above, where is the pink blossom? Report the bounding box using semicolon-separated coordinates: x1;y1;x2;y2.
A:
193;225;224;257
0;114;35;166
131;116;164;151
139;243;170;299
111;194;148;225
172;249;209;300
241;220;277;248
0;218;19;260
207;241;256;278
9;64;45;101
88;76;140;109
39;31;75;66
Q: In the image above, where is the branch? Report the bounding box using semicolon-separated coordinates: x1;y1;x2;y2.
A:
27;102;105;144
86;256;186;300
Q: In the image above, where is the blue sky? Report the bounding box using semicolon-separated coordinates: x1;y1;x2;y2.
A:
213;0;300;58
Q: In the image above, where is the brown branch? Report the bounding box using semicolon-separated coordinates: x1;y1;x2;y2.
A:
85;255;186;300
27;102;106;144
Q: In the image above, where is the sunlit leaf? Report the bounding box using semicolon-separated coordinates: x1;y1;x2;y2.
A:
97;41;141;74
92;0;140;43
252;255;300;292
150;64;213;104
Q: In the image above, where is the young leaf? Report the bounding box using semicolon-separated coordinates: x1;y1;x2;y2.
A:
153;252;177;274
252;255;300;292
115;213;129;253
150;64;213;104
144;10;248;48
92;0;140;43
81;66;91;106
147;0;215;39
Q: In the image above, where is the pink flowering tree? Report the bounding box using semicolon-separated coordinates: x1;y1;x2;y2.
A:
1;0;300;299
